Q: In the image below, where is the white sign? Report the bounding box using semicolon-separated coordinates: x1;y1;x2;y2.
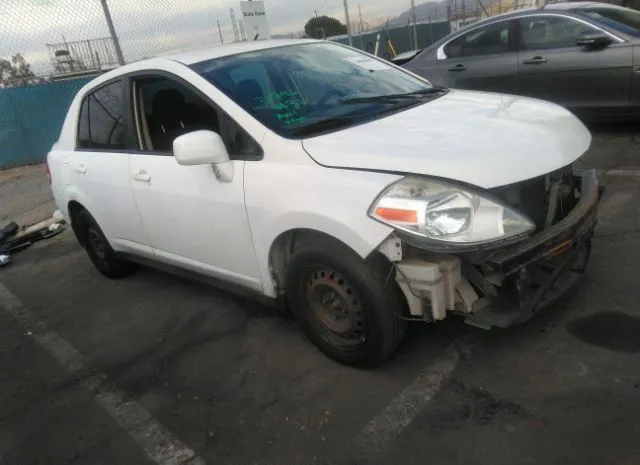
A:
240;1;271;41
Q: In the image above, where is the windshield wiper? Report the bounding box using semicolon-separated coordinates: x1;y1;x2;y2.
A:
289;116;356;137
340;86;448;104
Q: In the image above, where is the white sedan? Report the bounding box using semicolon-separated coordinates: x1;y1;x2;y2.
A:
47;39;602;366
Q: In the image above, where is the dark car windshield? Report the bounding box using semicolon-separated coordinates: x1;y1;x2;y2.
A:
578;5;640;36
190;42;441;138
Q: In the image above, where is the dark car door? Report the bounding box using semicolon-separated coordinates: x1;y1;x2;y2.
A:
516;13;633;114
433;19;520;94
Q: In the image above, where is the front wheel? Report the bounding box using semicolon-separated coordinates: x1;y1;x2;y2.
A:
286;237;408;367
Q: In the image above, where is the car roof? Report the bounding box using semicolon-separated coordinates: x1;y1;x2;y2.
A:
542;1;605;9
435;1;619;36
162;38;318;65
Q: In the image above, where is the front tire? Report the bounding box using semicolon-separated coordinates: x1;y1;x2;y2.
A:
286;236;408;367
76;210;136;279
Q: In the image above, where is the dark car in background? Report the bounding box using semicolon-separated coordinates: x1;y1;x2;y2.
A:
402;2;640;121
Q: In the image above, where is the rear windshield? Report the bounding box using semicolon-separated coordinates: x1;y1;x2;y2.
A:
578;6;640;36
190;42;439;138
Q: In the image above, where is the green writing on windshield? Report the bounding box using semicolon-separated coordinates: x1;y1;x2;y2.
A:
256;90;306;126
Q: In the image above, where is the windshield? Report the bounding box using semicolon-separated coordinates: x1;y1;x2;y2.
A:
190;42;442;138
578;6;640;36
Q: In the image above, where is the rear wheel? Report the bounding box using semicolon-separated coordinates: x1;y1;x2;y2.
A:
76;209;136;279
286;236;408;367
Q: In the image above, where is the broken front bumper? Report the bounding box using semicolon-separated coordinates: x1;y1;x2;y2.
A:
465;169;603;329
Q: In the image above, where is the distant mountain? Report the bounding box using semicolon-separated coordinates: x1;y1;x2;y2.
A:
387;0;488;26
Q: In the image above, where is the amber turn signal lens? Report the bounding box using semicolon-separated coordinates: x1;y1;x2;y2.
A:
374;207;418;223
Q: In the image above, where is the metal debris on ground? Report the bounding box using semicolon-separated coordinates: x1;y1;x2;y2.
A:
0;213;66;267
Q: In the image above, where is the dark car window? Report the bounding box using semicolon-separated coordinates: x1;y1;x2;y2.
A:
444;21;510;58
579;6;640;37
76;80;126;150
519;15;600;50
77;98;91;149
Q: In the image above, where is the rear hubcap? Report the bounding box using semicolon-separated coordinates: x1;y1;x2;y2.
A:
307;269;367;349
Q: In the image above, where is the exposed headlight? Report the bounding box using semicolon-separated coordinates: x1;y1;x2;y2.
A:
369;177;535;248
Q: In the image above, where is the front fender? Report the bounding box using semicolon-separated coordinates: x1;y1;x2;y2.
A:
244;162;401;297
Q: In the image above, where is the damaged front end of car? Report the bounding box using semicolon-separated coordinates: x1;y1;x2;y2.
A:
373;167;603;329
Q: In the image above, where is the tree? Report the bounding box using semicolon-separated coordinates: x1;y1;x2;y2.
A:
304;16;348;39
0;54;45;88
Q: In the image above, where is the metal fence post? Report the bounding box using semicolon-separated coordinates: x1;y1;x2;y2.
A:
410;0;418;49
344;0;353;46
99;0;125;65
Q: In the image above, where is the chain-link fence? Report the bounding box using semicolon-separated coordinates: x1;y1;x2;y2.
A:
0;0;540;169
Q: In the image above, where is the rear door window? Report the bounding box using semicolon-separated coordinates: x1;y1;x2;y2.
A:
76;79;127;150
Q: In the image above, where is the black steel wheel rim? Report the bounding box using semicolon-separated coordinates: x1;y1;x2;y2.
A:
87;226;106;260
306;268;367;350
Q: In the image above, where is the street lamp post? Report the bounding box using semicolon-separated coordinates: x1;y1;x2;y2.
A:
100;0;125;65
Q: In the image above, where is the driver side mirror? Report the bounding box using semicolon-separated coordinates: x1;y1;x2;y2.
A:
174;130;234;182
576;30;612;48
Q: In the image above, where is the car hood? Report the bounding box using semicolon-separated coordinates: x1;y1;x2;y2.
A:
301;89;591;189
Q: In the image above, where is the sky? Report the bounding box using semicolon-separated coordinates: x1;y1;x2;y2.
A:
0;0;417;76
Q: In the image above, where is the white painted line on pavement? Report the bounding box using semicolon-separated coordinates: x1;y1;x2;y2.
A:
602;169;640;177
0;283;206;465
352;342;460;457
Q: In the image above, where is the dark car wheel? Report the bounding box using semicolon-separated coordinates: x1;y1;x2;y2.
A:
76;209;136;279
286;236;408;367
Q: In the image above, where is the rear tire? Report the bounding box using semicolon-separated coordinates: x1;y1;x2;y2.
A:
76;209;136;279
286;236;408;367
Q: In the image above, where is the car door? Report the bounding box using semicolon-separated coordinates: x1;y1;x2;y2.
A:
435;19;519;94
73;79;153;256
516;14;632;112
126;73;263;291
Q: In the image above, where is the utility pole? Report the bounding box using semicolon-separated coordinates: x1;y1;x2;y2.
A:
230;8;239;41
217;20;224;45
359;4;364;32
410;0;418;50
100;0;124;65
238;20;246;41
343;0;353;46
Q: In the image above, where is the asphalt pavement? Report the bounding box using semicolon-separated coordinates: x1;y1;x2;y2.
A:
1;127;639;465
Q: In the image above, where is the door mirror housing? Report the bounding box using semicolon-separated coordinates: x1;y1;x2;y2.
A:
173;130;234;182
576;30;612;48
174;130;229;165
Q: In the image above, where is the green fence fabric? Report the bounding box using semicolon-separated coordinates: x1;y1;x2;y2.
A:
0;77;92;169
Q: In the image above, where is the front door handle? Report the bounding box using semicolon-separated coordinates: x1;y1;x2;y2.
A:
523;56;548;65
448;64;468;72
75;164;86;174
133;170;151;183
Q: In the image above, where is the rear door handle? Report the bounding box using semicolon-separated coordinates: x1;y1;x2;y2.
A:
133;170;151;183
75;164;86;174
523;56;548;64
448;64;468;72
